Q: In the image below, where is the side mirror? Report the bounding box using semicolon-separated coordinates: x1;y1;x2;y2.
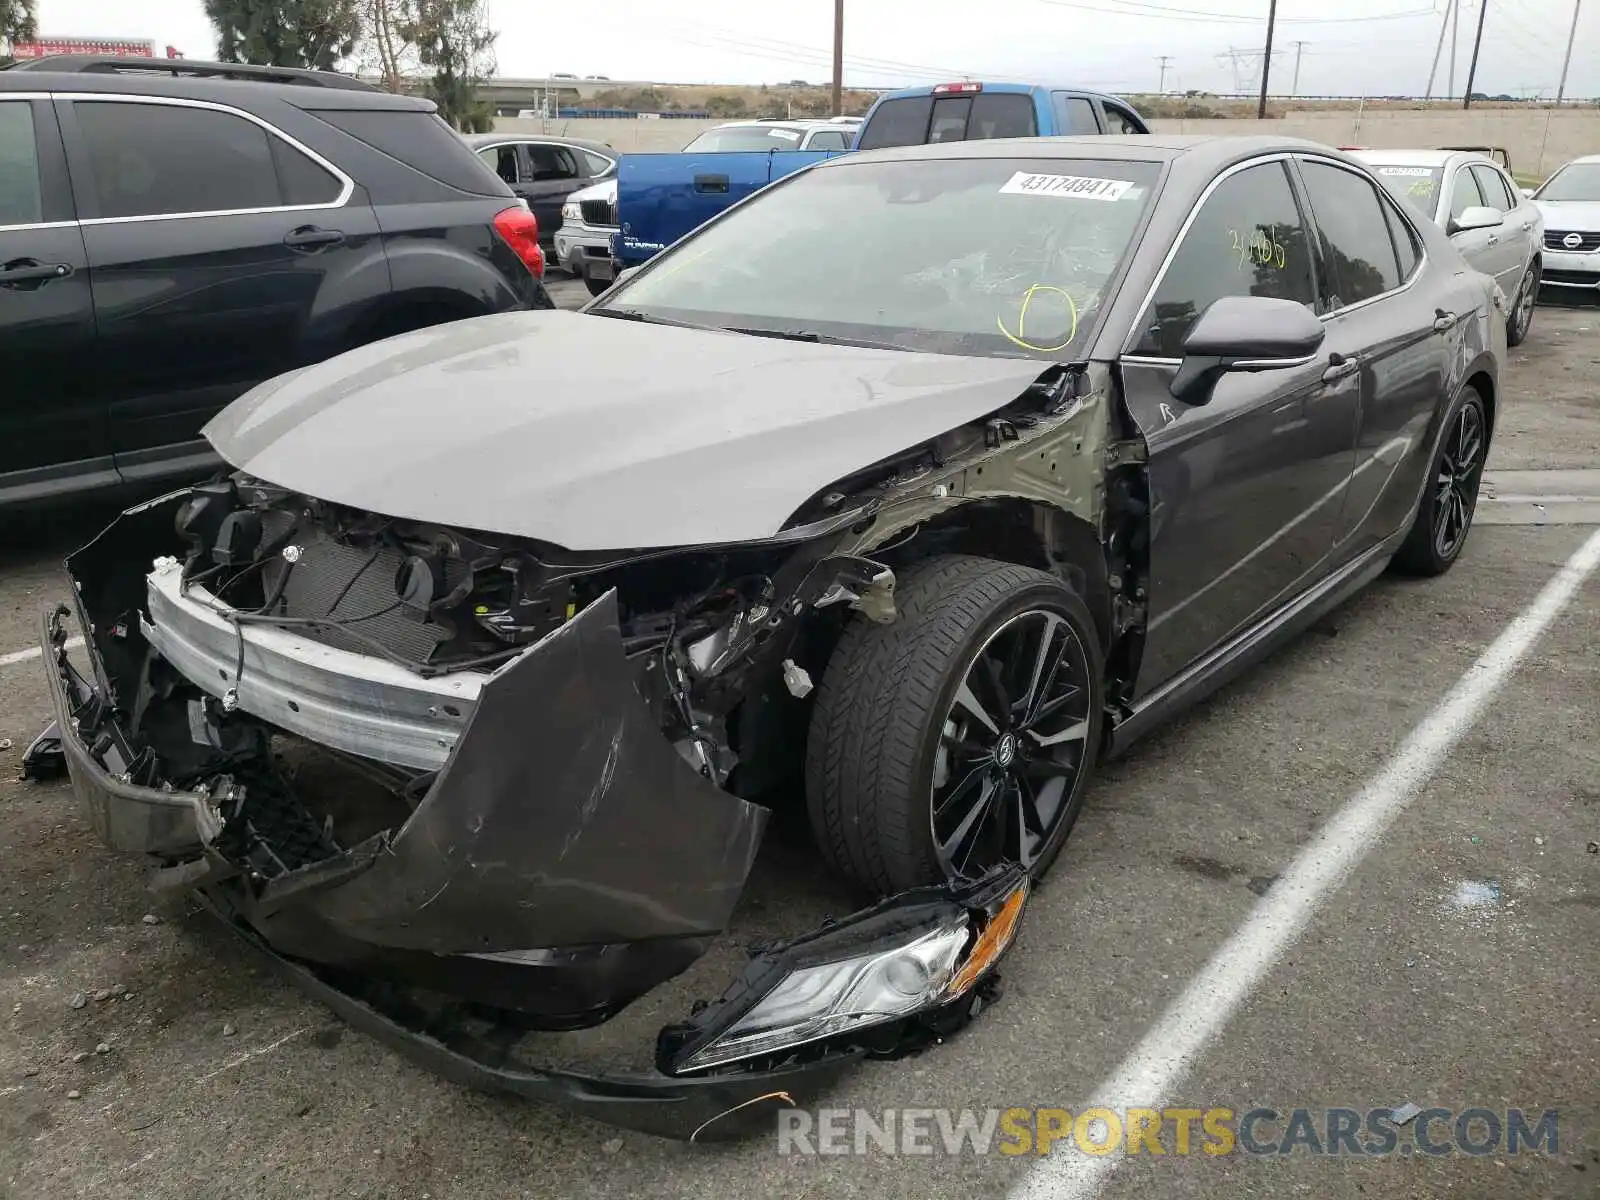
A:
1450;205;1504;234
1168;295;1326;407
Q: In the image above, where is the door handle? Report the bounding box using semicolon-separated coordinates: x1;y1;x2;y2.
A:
0;259;73;285
693;174;729;194
1322;352;1362;382
1433;310;1460;332
1486;234;1499;245
283;226;346;252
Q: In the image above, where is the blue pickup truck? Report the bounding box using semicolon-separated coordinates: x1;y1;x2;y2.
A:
614;81;1151;269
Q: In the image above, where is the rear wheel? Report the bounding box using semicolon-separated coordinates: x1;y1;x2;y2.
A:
1393;386;1487;576
583;273;612;297
1507;262;1538;347
805;555;1104;895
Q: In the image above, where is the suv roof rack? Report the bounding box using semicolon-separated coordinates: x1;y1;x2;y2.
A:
2;55;379;91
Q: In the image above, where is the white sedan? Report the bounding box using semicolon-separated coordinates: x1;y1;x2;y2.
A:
1353;149;1543;346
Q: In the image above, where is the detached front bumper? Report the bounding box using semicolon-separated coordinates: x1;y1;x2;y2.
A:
36;498;1030;1138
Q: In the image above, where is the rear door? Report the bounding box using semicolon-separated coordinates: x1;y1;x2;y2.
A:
0;94;106;503
522;142;589;241
59;95;384;484
1050;93;1102;135
1294;155;1447;560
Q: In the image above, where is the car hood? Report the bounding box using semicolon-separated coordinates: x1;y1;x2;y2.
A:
204;310;1049;550
1534;200;1600;230
570;177;617;204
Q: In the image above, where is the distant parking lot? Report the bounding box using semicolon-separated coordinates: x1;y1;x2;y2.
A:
1;291;1596;1200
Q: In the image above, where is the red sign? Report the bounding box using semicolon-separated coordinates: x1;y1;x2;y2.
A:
11;38;157;59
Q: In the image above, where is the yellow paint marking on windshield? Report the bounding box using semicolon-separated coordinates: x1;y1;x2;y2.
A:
997;284;1079;354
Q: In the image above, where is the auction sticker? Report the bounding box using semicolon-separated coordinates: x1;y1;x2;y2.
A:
1000;171;1134;200
1374;166;1434;177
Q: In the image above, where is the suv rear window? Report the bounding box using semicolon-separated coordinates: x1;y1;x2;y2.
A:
859;92;1037;150
312;109;507;196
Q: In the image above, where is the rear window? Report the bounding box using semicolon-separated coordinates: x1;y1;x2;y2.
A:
1368;164;1445;218
864;92;1036;150
312;109;507;196
682;125;806;152
859;92;1038;150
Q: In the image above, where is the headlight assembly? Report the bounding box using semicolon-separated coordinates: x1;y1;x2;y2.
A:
660;867;1028;1075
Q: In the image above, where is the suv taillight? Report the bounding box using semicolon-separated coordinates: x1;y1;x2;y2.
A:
932;81;983;95
492;205;544;278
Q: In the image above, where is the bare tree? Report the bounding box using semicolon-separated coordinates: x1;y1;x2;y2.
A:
356;0;417;92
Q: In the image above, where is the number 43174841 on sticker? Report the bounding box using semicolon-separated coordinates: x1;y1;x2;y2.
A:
999;172;1135;201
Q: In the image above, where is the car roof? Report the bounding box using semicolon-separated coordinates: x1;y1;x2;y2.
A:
873;82;1132;104
0;63;431;110
711;119;847;130
1350;149;1482;168
464;132;616;155
1559;153;1600;166
839;133;1340;170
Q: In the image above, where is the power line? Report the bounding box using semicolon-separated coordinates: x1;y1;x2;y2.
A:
1033;0;1438;25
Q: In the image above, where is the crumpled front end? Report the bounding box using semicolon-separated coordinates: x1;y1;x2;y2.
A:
38;487;1030;1138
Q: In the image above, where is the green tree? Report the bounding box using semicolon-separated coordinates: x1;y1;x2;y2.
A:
400;0;495;131
204;0;361;70
1;0;38;61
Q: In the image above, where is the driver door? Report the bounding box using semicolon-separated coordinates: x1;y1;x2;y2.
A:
1118;158;1358;695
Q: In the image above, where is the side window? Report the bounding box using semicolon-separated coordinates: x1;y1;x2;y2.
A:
806;129;851;151
76;101;281;218
527;144;580;181
1052;93;1100;135
1298;161;1402;307
1382;197;1421;281
1133;161;1317;358
1471;164;1513;211
478;145;521;185
271;138;342;206
579;149;614;176
967;93;1037;140
1449;167;1485;222
1102;103;1144;135
0;101;43;225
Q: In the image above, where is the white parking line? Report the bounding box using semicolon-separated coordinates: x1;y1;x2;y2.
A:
0;637;83;669
1009;525;1600;1200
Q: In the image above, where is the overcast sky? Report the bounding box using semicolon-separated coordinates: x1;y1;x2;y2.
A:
27;0;1599;98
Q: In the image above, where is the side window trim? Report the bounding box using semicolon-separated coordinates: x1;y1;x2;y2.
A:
55;92;353;225
1295;153;1426;316
0;94;79;232
1119;151;1303;361
1282;155;1333;314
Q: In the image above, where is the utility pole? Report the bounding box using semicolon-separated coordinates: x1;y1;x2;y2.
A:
1290;40;1307;96
1556;0;1582;103
831;0;845;117
1425;2;1451;98
1257;0;1279;118
1449;0;1461;97
1156;55;1172;93
1463;0;1488;108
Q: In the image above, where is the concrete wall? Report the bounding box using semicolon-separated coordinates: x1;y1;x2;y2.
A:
495;109;1600;176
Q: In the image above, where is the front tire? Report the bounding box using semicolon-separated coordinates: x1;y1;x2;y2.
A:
805;555;1104;896
1392;385;1487;576
583;272;612;297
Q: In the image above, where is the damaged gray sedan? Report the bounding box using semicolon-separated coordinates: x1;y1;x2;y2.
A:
36;135;1501;1138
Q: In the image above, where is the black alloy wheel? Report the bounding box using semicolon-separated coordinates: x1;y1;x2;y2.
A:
1394;386;1488;576
806;555;1105;895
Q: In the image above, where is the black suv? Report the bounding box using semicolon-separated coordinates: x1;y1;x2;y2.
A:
0;56;552;509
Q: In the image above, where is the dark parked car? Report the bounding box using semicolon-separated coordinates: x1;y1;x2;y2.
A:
0;56;551;510
463;132;616;248
35;135;1502;1138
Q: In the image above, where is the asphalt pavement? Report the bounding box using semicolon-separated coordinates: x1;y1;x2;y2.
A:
0;292;1595;1200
